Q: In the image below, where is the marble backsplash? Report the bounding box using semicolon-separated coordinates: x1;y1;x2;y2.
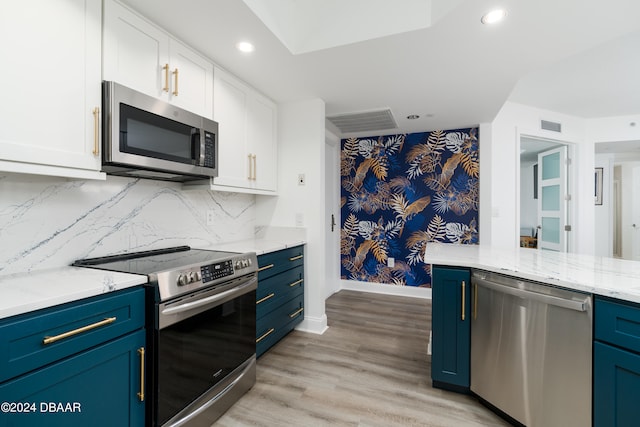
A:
0;173;256;275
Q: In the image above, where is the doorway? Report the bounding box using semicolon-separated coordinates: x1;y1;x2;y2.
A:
519;135;571;252
594;140;640;260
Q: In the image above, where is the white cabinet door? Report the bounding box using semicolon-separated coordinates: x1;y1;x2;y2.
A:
212;66;277;193
247;93;277;191
212;67;250;188
103;0;213;118
0;0;103;179
103;0;169;99
168;40;214;118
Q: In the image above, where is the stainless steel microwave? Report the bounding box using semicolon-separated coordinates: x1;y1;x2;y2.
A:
102;81;218;182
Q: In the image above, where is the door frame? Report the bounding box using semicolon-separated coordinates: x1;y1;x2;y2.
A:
324;129;341;298
517;131;577;252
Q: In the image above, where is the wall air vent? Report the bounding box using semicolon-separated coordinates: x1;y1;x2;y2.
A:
327;109;398;134
541;120;562;133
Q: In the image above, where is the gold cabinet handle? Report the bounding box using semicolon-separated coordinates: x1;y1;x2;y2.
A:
172;68;179;96
473;282;478;320
461;281;466;321
252;154;257;180
258;263;274;272
162;64;169;92
247;154;253;180
256;328;275;343
289;307;304;319
256;293;275;305
92;107;100;156
289;279;303;287
289;255;303;261
137;347;145;401
43;317;116;345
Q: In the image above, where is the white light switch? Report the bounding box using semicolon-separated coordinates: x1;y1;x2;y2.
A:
387;257;395;267
295;213;304;226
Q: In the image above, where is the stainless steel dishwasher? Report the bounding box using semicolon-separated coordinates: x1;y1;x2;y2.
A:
470;270;592;427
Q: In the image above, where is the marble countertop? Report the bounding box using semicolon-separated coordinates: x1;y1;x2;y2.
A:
199;226;306;255
0;267;148;320
424;243;640;304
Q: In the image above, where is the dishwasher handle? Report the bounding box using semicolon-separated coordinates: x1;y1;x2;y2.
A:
473;276;589;312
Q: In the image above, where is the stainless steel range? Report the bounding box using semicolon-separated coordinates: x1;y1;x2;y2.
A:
74;246;257;427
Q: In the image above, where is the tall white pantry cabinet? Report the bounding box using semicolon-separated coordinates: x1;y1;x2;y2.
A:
0;0;104;180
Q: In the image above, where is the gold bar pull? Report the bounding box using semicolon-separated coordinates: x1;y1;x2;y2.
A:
461;281;466;321
258;263;274;272
256;293;275;305
162;64;169;92
43;317;116;345
289;255;303;261
252;154;257;180
288;279;303;287
137;347;145;401
92;107;100;156
247;154;253;180
473;282;478;320
256;328;275;343
289;307;304;318
172;68;179;96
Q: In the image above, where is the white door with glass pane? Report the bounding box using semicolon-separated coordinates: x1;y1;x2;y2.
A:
537;146;568;251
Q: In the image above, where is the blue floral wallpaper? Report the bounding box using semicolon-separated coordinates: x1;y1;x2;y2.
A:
340;128;479;287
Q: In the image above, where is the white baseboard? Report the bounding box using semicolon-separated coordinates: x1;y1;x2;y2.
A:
295;314;328;335
340;280;432;299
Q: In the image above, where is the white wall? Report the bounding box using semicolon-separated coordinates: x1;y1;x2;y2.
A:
487;101;592;253
255;98;328;334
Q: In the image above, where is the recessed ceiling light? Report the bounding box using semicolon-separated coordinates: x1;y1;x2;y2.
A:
481;9;507;24
407;114;420;120
236;41;255;53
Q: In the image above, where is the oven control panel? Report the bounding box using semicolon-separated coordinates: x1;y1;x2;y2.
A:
175;255;257;287
200;260;234;284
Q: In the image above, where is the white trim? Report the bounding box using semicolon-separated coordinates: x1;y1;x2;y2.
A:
340;279;432;299
296;314;328;335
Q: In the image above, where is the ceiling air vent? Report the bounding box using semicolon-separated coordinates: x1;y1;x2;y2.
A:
327;109;398;134
541;120;562;133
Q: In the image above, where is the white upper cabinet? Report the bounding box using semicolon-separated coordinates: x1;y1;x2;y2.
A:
211;66;277;194
0;0;105;179
103;0;213;118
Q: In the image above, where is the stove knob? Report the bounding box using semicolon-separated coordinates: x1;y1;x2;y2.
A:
242;259;248;268
247;258;252;266
187;271;195;283
235;260;242;269
177;274;187;286
195;271;202;281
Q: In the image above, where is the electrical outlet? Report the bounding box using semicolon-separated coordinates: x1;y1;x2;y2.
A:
295;213;304;226
298;174;305;185
206;210;214;226
387;257;395;268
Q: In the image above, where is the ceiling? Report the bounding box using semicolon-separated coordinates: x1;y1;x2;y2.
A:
121;0;640;135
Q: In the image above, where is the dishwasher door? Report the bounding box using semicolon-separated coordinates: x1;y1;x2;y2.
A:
470;271;592;427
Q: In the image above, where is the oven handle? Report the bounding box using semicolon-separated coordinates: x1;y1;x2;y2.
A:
161;277;257;316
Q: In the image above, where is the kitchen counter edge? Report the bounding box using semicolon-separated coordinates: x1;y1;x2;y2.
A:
425;243;640;304
0;266;148;320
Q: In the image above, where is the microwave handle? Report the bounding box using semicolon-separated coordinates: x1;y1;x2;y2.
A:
192;129;205;166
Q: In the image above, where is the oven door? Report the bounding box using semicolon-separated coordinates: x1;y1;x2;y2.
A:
155;274;256;426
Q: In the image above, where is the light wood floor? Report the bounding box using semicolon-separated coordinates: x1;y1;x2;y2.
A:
216;290;511;426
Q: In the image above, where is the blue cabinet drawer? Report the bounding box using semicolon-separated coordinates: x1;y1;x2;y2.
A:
0;287;145;383
0;329;145;427
256;266;303;319
257;246;304;281
595;297;640;353
256;294;304;357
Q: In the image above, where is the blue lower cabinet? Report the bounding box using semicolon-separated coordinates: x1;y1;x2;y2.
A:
594;296;640;427
256;246;305;357
594;341;640;427
431;266;471;392
0;329;145;427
